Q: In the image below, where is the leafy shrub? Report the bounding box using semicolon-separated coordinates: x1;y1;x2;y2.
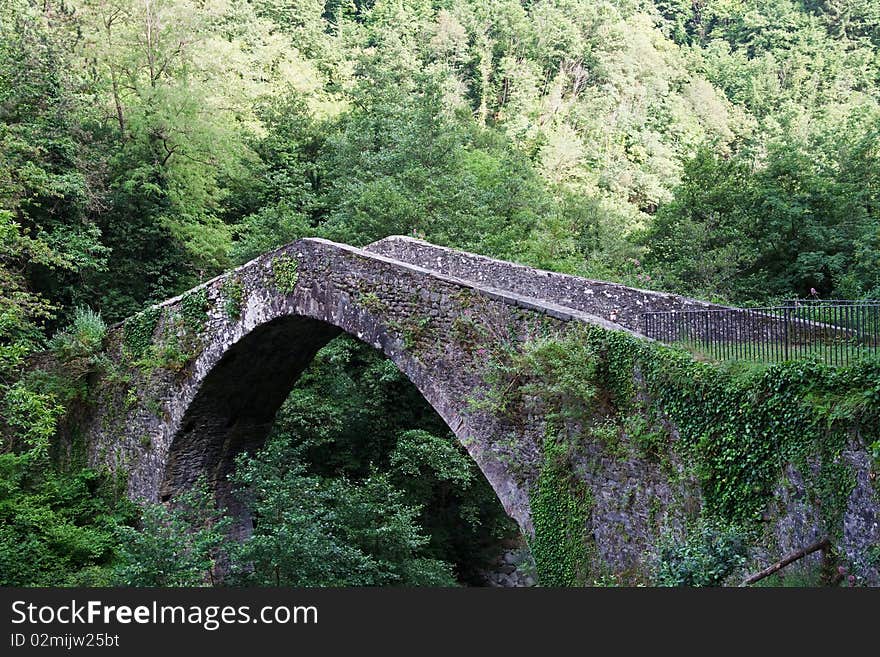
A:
228;435;459;587
0;456;135;586
49;307;107;364
113;480;232;587
476;329;599;423
0;382;64;455
655;518;748;587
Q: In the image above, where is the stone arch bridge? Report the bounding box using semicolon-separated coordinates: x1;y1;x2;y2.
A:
80;236;879;582
85;236;720;530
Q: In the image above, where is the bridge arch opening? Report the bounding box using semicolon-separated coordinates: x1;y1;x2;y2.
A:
162;314;527;585
161;314;341;506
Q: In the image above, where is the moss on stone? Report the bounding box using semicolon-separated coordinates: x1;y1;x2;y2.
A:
357;291;386;314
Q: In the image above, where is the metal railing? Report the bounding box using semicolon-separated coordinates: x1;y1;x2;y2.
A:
641;300;880;365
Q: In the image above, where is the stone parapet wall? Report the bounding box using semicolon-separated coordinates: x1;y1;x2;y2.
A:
366;236;723;332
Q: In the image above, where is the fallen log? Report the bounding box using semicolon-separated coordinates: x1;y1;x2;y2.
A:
740;538;831;586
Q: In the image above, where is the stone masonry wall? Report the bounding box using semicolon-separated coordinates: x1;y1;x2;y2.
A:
86;237;634;533
366;236;724;331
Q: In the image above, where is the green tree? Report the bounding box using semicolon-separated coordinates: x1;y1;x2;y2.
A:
0;1;107;326
229;435;457;586
646;122;879;301
0;456;135;586
113;481;232;586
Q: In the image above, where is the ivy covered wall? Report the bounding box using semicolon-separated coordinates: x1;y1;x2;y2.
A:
485;325;880;585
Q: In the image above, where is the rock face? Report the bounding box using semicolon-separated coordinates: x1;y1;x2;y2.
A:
79;235;880;584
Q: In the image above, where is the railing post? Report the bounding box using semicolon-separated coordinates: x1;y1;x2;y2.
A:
704;312;710;354
784;307;790;361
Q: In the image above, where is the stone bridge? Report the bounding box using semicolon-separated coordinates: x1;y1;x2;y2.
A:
80;236;880;583
85;236;721;530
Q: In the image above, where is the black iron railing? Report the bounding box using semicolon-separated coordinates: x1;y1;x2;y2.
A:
641;300;880;365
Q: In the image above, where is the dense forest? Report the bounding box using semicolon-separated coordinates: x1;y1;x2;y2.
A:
1;0;879;586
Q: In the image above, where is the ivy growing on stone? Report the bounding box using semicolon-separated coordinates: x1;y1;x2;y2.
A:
220;277;244;320
123;307;161;359
180;289;210;336
477;323;880;584
529;432;593;586
272;255;299;294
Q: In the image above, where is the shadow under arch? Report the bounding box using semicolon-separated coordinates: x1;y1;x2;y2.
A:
161;315;340;513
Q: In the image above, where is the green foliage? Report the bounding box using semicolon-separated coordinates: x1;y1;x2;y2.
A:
45;307;108;388
120;294;208;374
389;429;473;488
478;328;609;583
521;326;878;533
179;289;210;336
275;337;517;584
398;316;434;349
870;439;880;464
113;480;232;586
809;457;857;537
475;329;600;424
2;0;880;319
644;136;880;301
598;329;877;531
313;68;546;255
0;214;67;362
123;308;162;359
226;336;516;585
529;434;593;587
0;383;64;457
4;0;880;589
271;255;299;294
358;291;386;314
49;307;107;362
645;352;870;530
0;6;107;326
148;334;192;373
229;435;457;586
220;277;245;320
624;413;667;460
655;518;749;587
485;324;878;584
0;455;135;586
